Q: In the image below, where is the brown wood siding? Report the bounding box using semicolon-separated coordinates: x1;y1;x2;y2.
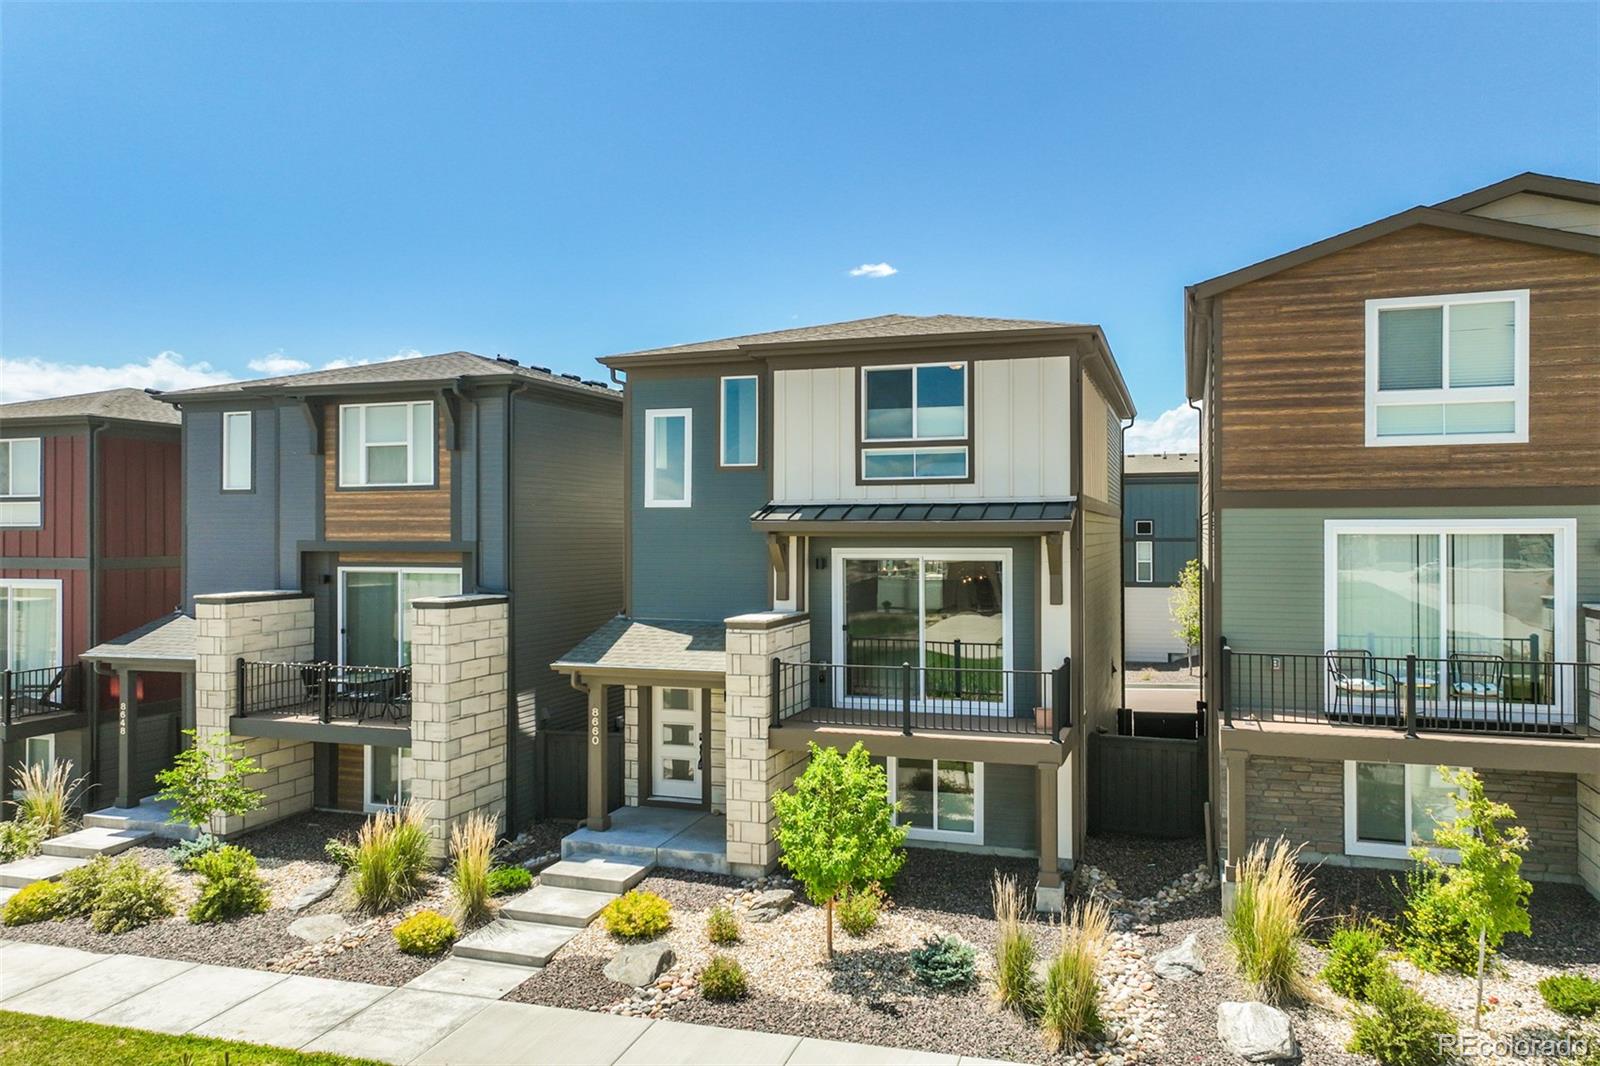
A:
1;432;88;558
1216;226;1600;492
333;743;365;811
322;403;452;542
0;567;90;664
336;552;463;568
99;433;182;559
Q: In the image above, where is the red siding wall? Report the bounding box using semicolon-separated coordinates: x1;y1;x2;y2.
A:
97;568;182;644
0;432;88;559
99;434;182;559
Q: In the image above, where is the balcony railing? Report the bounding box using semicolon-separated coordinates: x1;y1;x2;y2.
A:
236;659;411;724
772;657;1070;738
1220;644;1595;738
1;664;83;726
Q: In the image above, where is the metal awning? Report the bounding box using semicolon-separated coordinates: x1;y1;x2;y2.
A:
81;612;197;673
750;499;1075;535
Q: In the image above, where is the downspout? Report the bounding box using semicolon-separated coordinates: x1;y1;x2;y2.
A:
1118;415;1134;733
503;381;530;824
86;418;107;798
610;366;630;618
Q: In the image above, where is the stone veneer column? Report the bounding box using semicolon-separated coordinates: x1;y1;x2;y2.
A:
193;591;317;836
623;685;641;807
723;611;810;879
407;594;509;860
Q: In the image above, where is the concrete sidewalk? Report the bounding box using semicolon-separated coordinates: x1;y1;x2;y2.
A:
0;941;1019;1065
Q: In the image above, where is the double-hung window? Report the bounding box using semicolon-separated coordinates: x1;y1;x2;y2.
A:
645;409;691;507
860;363;969;481
1365;290;1529;446
338;401;435;487
0;438;42;527
1344;761;1462;860
222;412;253;491
1135;541;1154;583
719;376;758;467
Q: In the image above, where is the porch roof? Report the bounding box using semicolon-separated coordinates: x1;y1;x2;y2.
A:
750;499;1075;535
552;616;727;680
81;612;196;673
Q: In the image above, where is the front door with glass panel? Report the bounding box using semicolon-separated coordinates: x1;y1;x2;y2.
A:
652;688;701;801
339;568;463;666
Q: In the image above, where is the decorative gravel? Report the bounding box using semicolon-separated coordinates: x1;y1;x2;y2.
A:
497;818;578;868
1082;834;1209;904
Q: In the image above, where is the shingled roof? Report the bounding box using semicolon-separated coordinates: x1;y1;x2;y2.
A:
82;612;197;669
553;616;727;677
0;387;181;426
160;351;617;401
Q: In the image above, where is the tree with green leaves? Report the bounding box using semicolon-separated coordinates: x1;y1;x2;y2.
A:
1410;767;1532;1028
155;730;263;834
772;742;907;960
1169;558;1202;674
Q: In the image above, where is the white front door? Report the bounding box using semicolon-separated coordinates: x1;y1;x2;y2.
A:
652;687;701;801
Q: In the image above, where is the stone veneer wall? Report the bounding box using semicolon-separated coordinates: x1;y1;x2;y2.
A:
407;595;509;860
723;611;810;879
193;592;317;835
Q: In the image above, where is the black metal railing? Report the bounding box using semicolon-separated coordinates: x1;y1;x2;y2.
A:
1220;643;1594;738
236;659;411;724
2;663;83;725
842;636;1006;699
771;656;1069;738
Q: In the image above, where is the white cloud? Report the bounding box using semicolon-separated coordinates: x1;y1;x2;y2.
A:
247;353;311;375
321;349;422;371
0;350;235;403
1125;402;1199;455
848;262;898;278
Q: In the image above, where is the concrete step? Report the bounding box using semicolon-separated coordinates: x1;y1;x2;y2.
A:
539;858;651;895
501;885;615;928
451;919;577;967
0;853;89;888
41;827;152;859
559;836;658;868
83;800;196;841
0;886;17;908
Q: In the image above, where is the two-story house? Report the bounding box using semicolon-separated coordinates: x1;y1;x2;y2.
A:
554;314;1133;908
147;353;622;846
0;388;183;813
1186;173;1600;903
1122;452;1199;664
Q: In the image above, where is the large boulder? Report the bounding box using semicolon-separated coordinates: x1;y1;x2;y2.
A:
287;914;352;943
604;942;676;987
746;888;795;924
288;875;339;913
1217;1001;1299;1062
1154;933;1206;981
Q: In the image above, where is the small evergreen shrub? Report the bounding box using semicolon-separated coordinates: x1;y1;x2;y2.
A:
0;819;44;863
487;866;532;896
1347;972;1458;1066
1398;866;1480;975
1227;837;1315;1004
393;909;457;955
352;801;432;913
706;904;741;946
837;884;882;937
89;859;177;933
909;935;977;991
1039;898;1112;1052
1321;922;1388;1002
602;890;672;940
1538;973;1600;1018
324;837;358;869
991;874;1038;1014
167;833;221;872
699;954;748;1001
188;845;270;924
55;855;114;917
2;880;62;926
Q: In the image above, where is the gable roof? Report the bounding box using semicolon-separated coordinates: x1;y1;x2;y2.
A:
160;351;618;402
82;612;197;670
0;387;181;427
553;616;727;678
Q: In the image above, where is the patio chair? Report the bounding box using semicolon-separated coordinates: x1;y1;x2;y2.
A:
1447;652;1504;726
11;667;68;718
1325;649;1395;721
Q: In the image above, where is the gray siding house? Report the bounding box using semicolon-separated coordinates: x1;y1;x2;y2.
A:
1122;453;1199;663
554;314;1134;907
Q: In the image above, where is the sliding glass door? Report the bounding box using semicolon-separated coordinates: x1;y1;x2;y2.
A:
0;580;62;672
339;568;463;667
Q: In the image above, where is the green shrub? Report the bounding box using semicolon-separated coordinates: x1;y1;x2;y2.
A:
837;884;882;937
352;801;432;914
1227;838;1314;1004
188;845;270;924
699;954;747;1001
166;833;221;872
706;904;741;946
991;874;1037;1014
1347;972;1458;1066
55;855;114;918
2;880;62;926
89;859;177;933
1398;866;1480;974
1321;922;1388;1002
1039;898;1111;1051
324;837;358;869
1538;973;1600;1018
0;819;44;863
602;889;671;940
910;935;977;991
487;866;532;896
393;909;457;955
11;760;84;838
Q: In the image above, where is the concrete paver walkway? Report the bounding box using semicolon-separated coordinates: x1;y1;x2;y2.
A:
0;941;1020;1066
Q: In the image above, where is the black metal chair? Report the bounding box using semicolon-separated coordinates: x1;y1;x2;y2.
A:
1325;649;1395;722
1447;652;1504;727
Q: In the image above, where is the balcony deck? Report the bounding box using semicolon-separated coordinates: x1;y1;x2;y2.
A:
232;661;412;745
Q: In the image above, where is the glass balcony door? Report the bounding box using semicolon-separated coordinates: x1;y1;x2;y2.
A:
0;580;62;672
338;567;463;667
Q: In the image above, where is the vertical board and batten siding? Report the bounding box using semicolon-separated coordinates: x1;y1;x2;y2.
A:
1466;194;1600;236
98;434;181;561
322;400;452;542
0;431;87;558
1;568;90;663
629;372;769;621
771;358;1072;503
183;404;280;601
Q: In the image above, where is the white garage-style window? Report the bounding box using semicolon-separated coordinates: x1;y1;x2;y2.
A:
645;409;692;507
888;756;984;843
222;411;253;491
338;401;435;487
1344;761;1464;860
1365;289;1529;447
0;437;43;527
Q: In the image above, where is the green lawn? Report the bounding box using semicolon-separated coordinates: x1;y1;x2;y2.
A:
0;1010;385;1066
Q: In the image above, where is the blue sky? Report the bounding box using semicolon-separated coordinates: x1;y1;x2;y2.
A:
2;3;1595;448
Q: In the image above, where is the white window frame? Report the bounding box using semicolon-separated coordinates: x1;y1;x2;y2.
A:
24;734;56;773
719;375;759;468
363;744;413;813
1135;519;1154;536
0;437;43;528
0;578;64;671
335;566;463;667
337;401;436;488
1135;541;1154;584
1343;760;1463;861
887;756;985;844
644;408;692;508
222;411;253;491
1364;289;1530;448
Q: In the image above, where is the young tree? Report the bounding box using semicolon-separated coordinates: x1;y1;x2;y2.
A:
773;741;907;960
155;730;264;835
1169;558;1202;674
1411;767;1532;1028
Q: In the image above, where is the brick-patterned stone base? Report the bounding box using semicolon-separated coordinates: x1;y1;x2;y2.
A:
723;612;809;879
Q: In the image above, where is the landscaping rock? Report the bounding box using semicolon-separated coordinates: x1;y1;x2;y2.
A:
1153;932;1206;980
287;875;339;912
746;888;794;923
604;942;676;987
1217;1001;1299;1062
288;914;353;943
